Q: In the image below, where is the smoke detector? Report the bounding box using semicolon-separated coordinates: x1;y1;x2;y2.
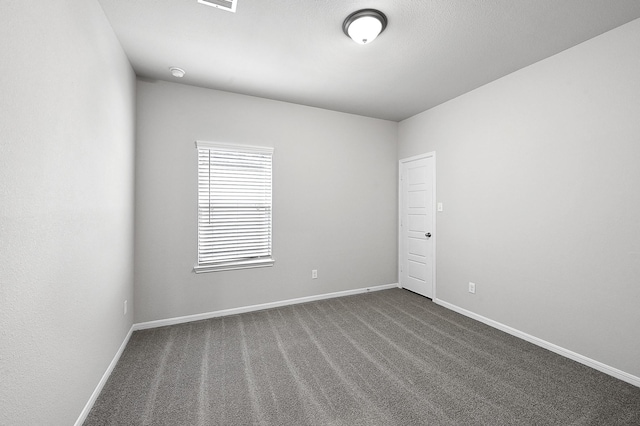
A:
197;0;237;13
169;67;186;78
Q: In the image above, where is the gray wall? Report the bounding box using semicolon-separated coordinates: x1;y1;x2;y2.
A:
398;19;640;378
0;1;136;425
134;80;398;323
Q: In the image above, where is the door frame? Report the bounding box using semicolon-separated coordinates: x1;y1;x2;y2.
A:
398;151;436;300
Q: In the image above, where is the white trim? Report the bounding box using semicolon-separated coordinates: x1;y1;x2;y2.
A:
195;140;274;154
434;298;640;388
193;257;274;273
398;152;437;300
74;325;134;426
133;283;400;331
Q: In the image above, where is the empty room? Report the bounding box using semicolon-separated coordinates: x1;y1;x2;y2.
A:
2;0;640;425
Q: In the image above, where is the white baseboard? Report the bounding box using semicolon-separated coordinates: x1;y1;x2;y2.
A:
75;325;134;426
133;283;400;331
434;298;640;388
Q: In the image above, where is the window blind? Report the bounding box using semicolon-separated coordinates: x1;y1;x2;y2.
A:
195;141;274;273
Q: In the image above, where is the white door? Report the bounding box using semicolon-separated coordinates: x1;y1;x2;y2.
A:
399;153;435;298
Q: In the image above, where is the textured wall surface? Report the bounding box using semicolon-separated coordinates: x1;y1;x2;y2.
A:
0;1;136;424
134;80;398;323
398;18;640;379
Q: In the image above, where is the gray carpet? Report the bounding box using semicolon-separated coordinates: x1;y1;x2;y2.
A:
84;289;640;425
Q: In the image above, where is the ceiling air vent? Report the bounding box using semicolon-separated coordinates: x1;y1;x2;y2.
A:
198;0;237;13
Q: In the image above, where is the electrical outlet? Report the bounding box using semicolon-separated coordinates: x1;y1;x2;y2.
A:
124;300;128;315
312;269;318;279
468;282;476;294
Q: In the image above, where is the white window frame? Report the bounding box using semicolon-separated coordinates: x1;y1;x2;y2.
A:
194;141;274;273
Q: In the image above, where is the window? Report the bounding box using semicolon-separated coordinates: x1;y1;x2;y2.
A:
195;141;274;273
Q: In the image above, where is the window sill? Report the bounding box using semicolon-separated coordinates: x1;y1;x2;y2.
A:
193;258;275;273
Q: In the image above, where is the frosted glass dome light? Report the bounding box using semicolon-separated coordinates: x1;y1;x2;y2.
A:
343;10;387;45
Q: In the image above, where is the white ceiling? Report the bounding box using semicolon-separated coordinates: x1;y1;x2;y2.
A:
97;0;640;121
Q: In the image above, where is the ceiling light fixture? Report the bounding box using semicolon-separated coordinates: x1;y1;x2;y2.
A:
342;9;387;45
169;67;186;78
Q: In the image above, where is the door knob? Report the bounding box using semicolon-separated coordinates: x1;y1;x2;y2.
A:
425;232;432;238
